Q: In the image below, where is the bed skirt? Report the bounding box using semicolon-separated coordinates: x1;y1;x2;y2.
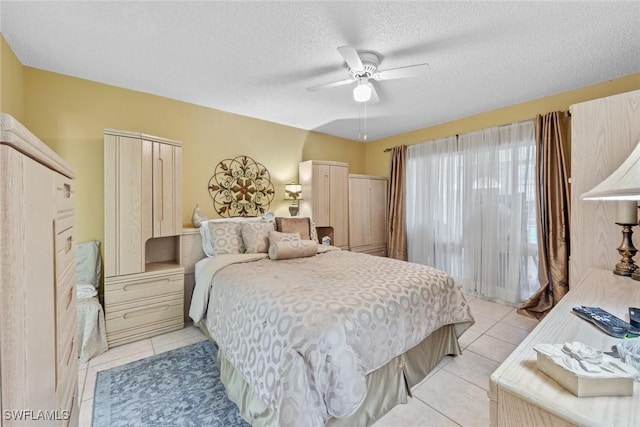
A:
196;322;461;427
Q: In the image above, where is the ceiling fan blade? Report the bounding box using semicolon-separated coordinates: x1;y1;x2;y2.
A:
337;46;364;73
307;77;355;92
373;63;430;81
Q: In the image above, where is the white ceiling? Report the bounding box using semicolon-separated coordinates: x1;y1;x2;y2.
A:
1;1;639;142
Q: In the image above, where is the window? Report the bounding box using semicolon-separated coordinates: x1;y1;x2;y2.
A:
406;121;538;305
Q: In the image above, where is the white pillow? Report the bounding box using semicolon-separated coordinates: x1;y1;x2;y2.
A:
199;217;264;256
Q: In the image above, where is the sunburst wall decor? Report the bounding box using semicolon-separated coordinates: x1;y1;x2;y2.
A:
208;155;275;217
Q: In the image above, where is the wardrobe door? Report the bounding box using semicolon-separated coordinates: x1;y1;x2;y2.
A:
329;164;349;248
152;141;183;238
104;134;152;277
569;90;640;285
368;177;388;249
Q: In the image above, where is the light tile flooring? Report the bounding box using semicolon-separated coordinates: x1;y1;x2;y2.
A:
78;297;538;427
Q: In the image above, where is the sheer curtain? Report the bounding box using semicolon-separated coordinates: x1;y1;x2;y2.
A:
406;121;538;305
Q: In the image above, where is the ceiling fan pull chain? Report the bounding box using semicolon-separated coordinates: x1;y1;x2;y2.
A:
363;101;368;141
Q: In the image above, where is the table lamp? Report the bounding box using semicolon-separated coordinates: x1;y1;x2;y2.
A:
581;141;640;278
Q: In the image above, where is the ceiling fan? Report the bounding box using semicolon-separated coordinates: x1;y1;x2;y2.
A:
307;46;430;103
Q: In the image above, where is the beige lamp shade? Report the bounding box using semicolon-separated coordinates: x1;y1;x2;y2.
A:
581;141;640;201
284;183;302;200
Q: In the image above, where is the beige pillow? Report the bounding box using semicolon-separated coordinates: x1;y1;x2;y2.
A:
241;221;275;253
275;217;311;240
268;240;318;260
207;222;245;255
268;230;300;245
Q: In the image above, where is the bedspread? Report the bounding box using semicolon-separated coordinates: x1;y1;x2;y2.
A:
191;248;474;427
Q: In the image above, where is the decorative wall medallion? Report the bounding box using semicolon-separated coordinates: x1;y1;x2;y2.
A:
208;155;275;217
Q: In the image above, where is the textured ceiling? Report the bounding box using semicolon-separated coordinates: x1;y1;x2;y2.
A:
1;1;639;142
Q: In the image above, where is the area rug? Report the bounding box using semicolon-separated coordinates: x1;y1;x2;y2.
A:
93;340;250;427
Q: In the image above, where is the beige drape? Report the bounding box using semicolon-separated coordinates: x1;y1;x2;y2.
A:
518;112;571;319
387;145;408;260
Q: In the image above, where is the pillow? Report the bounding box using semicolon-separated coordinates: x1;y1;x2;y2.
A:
199;216;265;256
204;221;245;256
309;219;319;244
275;217;312;240
268;230;300;245
241;221;275;254
268;240;318;260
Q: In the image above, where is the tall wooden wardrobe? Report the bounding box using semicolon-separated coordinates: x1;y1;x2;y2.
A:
348;174;388;256
103;129;184;347
299;160;350;249
0;113;78;426
569;89;640;286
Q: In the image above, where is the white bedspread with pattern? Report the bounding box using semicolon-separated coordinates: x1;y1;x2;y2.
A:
190;247;474;427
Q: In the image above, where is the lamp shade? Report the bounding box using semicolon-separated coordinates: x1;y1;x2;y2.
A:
285;183;302;200
581;141;640;201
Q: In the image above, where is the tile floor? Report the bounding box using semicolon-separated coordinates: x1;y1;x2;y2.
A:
78;296;538;427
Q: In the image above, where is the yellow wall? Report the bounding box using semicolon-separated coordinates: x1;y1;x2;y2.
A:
0;35;24;121
21;68;365;244
365;73;640;177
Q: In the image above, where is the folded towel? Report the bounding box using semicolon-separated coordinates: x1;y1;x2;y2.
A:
77;283;98;299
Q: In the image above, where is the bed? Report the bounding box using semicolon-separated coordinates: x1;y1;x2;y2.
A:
187;217;474;427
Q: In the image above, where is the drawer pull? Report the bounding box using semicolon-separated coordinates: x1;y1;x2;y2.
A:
64;338;74;366
123;305;170;319
63;183;71;198
123;279;170;292
66;236;73;253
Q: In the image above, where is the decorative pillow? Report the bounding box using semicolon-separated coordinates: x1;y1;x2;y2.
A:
309;219;319;243
205;222;245;256
199;216;264;256
268;240;318;260
268;230;300;245
241;221;275;254
275;217;312;240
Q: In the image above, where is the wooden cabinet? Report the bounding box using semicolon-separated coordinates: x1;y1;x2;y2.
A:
0;113;78;426
569;90;640;285
104;129;184;347
299;160;349;249
348;174;388;256
489;269;640;426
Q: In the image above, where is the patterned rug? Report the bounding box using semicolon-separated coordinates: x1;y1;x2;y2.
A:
93;340;250;427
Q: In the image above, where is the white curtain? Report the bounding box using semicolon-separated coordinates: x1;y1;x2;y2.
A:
406;121;538;305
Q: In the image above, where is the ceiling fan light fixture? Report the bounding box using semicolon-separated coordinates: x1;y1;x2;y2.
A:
353;80;372;103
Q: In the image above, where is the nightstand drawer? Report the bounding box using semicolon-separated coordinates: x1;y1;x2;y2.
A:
106;296;183;332
105;272;183;306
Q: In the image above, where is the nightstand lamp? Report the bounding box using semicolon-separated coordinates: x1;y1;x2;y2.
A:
581;141;640;278
285;183;302;216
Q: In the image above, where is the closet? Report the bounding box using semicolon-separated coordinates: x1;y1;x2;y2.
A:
348;174;388;256
569;89;640;286
104;129;184;347
299;160;349;249
0;113;78;426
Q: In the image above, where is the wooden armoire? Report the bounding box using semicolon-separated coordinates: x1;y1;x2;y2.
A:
569;89;640;286
348;174;388;256
299;160;350;249
0;113;78;426
103;129;184;347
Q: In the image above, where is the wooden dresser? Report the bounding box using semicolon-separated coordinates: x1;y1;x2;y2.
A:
489;269;640;426
0;113;78;426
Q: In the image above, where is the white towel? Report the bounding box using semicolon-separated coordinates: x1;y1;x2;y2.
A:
77;283;98;299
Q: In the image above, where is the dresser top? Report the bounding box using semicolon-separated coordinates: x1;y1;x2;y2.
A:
489;268;640;426
0;113;74;178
